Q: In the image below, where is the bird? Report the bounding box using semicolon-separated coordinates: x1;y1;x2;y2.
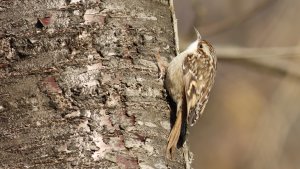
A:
165;28;217;157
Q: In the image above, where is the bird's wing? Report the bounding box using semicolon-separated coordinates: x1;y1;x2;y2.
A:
182;53;214;126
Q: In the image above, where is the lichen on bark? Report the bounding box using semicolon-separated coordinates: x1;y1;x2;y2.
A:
0;0;186;168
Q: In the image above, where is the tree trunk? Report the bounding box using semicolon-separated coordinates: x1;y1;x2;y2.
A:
0;0;187;168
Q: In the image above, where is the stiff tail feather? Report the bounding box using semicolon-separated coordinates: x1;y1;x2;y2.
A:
166;111;182;158
178;112;187;147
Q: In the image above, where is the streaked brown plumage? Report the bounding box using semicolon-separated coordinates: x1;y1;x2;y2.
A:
165;29;217;157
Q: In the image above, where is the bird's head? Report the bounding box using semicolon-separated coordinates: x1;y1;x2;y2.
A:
186;28;216;59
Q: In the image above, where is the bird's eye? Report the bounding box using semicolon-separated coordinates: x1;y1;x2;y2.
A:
199;44;203;48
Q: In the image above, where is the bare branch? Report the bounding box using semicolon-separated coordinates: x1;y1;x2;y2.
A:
217;46;300;59
170;0;180;55
217;46;300;78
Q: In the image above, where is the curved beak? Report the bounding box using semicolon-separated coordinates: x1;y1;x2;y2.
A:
194;27;202;40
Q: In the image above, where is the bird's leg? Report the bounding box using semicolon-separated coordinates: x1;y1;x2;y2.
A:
166;101;182;158
154;49;168;80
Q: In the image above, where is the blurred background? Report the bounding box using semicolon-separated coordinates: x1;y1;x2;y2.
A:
173;0;300;169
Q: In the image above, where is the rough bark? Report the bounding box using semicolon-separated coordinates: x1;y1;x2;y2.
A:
0;0;187;168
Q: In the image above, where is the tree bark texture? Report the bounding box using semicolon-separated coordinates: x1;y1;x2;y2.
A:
0;0;186;168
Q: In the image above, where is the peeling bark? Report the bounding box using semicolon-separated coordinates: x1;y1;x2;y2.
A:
0;0;187;168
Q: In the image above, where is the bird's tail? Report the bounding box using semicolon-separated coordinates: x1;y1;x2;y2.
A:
178;112;187;147
166;110;182;158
